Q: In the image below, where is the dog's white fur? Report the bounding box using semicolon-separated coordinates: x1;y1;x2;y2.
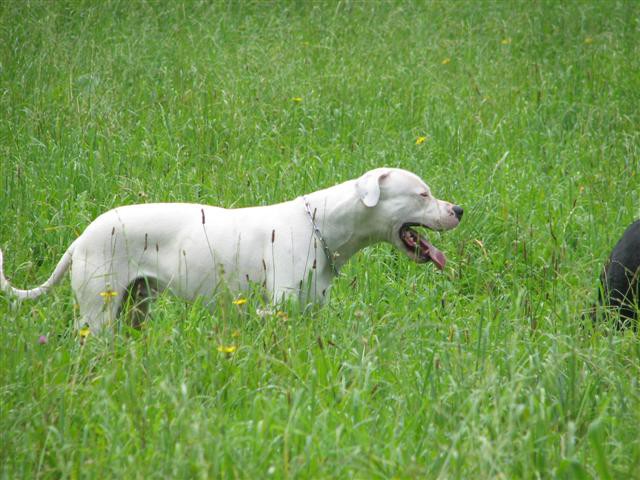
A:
1;168;461;332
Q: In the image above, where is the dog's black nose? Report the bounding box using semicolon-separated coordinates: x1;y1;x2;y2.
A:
452;205;463;220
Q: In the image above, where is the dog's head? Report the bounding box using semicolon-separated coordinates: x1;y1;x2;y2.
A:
355;168;462;270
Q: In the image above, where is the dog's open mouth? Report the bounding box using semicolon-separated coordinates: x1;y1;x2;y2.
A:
399;223;446;270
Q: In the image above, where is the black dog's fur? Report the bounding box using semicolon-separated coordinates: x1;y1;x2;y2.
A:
593;220;640;329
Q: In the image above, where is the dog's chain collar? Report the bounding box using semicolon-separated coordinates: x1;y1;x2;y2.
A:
302;196;339;276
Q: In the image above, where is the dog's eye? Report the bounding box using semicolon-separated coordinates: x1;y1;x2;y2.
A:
420;192;430;198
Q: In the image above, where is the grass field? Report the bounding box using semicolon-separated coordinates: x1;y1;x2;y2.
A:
1;1;639;478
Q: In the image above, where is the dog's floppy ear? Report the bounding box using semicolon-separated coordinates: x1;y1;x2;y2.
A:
356;169;390;207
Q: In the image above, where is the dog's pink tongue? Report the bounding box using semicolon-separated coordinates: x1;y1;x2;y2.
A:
420;239;446;270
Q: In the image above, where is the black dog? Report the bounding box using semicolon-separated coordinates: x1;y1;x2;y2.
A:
592;220;640;329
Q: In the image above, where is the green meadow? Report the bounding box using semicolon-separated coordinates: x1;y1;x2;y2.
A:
1;1;639;478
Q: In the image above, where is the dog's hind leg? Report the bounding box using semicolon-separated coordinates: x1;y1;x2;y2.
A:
73;286;124;333
70;260;128;333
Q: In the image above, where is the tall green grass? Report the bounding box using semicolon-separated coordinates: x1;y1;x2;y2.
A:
1;1;639;478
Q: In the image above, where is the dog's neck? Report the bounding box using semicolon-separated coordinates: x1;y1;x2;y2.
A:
302;180;386;272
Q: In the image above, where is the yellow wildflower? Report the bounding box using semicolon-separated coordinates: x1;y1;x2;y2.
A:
79;326;91;339
441;58;451;65
291;97;303;102
415;136;427;145
501;37;512;45
217;345;238;354
232;298;247;306
99;290;118;302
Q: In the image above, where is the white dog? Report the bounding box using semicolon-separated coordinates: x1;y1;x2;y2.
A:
1;168;462;332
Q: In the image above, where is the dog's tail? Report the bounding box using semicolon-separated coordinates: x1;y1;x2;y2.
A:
0;242;75;300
